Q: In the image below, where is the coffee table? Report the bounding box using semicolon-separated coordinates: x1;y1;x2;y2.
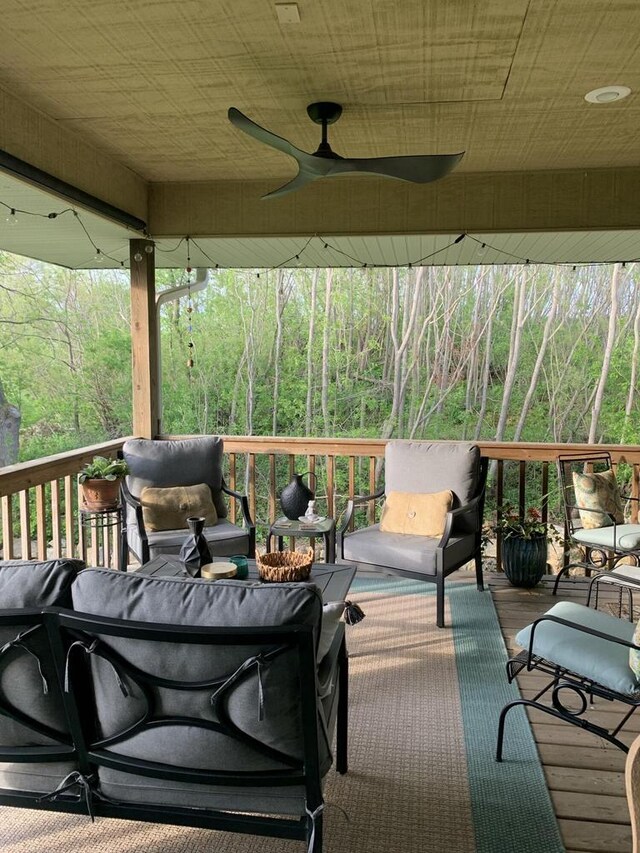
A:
137;554;355;602
267;516;336;563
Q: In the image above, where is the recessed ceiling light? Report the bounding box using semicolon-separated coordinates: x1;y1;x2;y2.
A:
584;85;631;104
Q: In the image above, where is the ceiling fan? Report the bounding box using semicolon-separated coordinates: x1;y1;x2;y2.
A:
228;102;464;199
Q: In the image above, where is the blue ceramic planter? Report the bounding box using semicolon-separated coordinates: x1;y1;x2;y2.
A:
502;534;547;588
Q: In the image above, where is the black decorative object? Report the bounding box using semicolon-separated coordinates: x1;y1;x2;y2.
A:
280;472;316;521
502;535;547;588
179;516;211;577
343;601;365;625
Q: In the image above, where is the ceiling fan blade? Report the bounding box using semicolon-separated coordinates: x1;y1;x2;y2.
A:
228;107;311;161
326;152;464;183
262;169;320;199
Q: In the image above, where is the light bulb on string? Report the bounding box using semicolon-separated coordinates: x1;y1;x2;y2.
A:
5;208;17;225
133;251;143;263
144;243;154;254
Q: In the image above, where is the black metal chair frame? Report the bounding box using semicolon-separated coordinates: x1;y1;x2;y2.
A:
120;478;256;569
336;456;489;628
553;452;640;597
496;610;640;761
0;607;347;853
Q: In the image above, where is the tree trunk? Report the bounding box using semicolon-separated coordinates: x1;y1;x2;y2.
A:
0;380;20;466
321;269;333;437
588;263;621;444
305;270;319;435
495;269;528;440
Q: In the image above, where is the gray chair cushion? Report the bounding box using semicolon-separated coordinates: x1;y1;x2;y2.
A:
71;569;328;814
0;558;84;792
127;518;250;560
385;441;480;506
123;436;228;518
342;524;474;575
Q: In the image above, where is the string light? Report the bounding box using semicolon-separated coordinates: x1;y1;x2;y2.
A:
1;194;639;270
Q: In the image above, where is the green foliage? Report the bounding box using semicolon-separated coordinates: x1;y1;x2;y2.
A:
78;456;129;482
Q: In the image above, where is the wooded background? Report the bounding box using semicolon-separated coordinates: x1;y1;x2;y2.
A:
1;253;638;466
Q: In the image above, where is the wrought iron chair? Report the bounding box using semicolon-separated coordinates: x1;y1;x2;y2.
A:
336;441;488;628
553;452;640;603
120;436;255;567
497;586;640;760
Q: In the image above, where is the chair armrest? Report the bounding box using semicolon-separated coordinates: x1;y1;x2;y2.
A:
337;488;384;536
438;494;483;549
120;481;146;540
222;482;255;529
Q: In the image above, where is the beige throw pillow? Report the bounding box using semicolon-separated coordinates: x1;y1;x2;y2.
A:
380;490;453;537
140;484;218;532
572;469;624;530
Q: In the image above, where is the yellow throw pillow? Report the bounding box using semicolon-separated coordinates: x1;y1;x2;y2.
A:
380;490;453;537
572;469;624;530
140;484;218;532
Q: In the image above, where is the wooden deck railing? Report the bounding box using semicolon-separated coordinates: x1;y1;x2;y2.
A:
2;436;640;570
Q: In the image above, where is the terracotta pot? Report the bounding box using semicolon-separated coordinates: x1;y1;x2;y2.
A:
81;478;121;511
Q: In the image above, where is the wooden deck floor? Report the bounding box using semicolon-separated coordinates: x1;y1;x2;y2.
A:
490;574;635;853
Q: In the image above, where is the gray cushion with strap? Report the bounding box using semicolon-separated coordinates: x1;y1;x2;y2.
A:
71;568;329;815
0;558;84;792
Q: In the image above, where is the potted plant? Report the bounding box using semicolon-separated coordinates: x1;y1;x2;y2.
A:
79;456;129;511
486;504;562;588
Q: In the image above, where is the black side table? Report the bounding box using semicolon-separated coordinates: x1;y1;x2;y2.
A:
80;506;124;571
267;516;336;564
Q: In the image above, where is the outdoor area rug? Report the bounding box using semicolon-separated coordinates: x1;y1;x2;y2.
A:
0;578;564;853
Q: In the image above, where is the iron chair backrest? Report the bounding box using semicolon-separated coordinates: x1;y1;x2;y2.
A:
557;452;617;537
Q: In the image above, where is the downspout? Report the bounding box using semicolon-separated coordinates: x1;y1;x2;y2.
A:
155;268;209;433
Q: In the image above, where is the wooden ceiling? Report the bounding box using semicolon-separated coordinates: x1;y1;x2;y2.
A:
0;0;638;264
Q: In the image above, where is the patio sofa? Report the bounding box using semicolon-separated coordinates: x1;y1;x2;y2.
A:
0;558;347;853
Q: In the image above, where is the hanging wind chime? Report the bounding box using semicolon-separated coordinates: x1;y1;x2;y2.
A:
185;239;195;379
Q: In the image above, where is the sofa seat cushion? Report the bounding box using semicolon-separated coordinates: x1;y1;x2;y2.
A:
0;761;78;794
71;570;330;804
572;524;640;552
342;524;474;575
516;601;639;696
98;766;309;816
127;518;250;560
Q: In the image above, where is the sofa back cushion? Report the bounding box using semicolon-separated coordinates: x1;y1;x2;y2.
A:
0;559;84;751
123;436;227;518
71;569;326;781
385;441;481;506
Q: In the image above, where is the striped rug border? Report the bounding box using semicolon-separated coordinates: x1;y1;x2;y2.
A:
351;577;565;853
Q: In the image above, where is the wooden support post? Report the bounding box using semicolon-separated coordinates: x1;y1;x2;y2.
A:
130;239;159;438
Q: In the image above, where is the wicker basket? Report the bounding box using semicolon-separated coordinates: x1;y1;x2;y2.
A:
256;548;314;582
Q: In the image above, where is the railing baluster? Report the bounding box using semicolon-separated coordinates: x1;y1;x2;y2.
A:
36;483;47;560
518;460;526;518
348;455;356;531
51;479;62;557
64;476;75;557
496;460;504;573
268;453;276;522
77;482;87;564
19;490;31;560
633;464;639;524
1;495;14;560
368;456;376;526
248;453;256;524
228;452;237;525
327;455;335;518
541;462;549;525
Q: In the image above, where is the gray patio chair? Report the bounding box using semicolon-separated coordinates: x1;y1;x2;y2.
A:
120;436;255;567
336;441;488;628
553;452;640;604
